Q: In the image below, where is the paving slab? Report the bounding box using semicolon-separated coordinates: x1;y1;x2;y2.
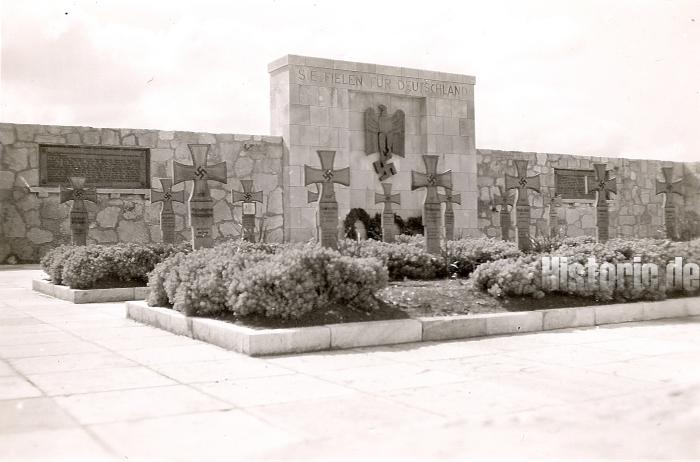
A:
1;267;699;460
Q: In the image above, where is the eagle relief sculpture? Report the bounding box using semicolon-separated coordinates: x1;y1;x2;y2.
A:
364;104;405;181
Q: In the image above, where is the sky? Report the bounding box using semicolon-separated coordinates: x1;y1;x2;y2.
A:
0;0;698;162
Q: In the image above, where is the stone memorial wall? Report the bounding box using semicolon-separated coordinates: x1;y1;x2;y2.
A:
477;149;700;240
0;123;284;261
2;55;700;262
269;55;478;242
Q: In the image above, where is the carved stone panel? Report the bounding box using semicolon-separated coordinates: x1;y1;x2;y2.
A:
40;144;150;188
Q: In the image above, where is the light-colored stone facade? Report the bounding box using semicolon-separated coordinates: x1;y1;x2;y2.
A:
2;56;700;262
0;123;284;262
477;149;700;240
269;55;478;242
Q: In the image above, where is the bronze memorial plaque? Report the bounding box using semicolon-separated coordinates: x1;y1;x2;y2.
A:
554;169;595;201
39;144;150;188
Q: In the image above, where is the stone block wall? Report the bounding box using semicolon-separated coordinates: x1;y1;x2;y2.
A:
270;55;478;242
477;149;700;240
0;123;284;262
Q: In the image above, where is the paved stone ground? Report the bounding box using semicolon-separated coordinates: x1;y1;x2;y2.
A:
1;267;699;460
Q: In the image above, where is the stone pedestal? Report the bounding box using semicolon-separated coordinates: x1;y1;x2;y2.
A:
189;198;215;249
424;202;443;254
58;176;97;246
596;204;610;243
242;212;256;242
500;208;511;241
664;205;677;240
69;202;89;246
515;205;532;251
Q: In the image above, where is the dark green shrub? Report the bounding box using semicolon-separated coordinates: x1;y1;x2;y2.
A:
147;251;189;307
471;237;700;302
56;243;189;289
172;248;269;316
226;245;388;319
40;245;75;284
445;238;521;277
343;208;382;240
395;215;424;236
148;240;280;315
338;238;445;280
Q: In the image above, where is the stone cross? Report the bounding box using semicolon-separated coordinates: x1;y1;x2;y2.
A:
374;182;401;243
59;176;97;246
549;194;563;238
496;185;514;241
592;163;617;243
231;179;263;242
411;155;452;254
304;150;350;249
438;188;461;241
505;159;540;251
151;178;185;244
173;144;227;249
655;166;685;240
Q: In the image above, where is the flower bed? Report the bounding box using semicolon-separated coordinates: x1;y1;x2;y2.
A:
141;236;700;329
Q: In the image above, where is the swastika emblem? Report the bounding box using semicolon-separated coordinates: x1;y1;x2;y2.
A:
323;169;334;182
195;166;207;179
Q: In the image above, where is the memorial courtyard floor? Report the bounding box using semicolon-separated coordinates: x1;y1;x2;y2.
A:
1;266;699;460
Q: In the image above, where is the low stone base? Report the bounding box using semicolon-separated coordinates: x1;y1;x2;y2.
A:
33;278;149;304
126;296;700;356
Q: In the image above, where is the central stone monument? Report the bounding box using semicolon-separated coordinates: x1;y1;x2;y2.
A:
269;55;477;243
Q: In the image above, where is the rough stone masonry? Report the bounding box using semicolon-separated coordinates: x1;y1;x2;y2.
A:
1;54;699;262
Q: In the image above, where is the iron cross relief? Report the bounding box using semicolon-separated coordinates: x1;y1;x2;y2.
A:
232;179;263;209
496;185;515;210
411;155;452;204
304;150;350;203
505;159;541;206
438;188;462;212
655;167;685;202
59;176;98;206
365;104;406;181
173;144;227;199
592;163;617;205
151;178;185;212
375;183;401;212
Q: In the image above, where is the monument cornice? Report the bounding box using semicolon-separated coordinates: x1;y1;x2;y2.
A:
268;54;476;86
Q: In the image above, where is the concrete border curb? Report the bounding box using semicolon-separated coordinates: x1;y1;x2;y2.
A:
33;278;148;304
125;296;700;356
